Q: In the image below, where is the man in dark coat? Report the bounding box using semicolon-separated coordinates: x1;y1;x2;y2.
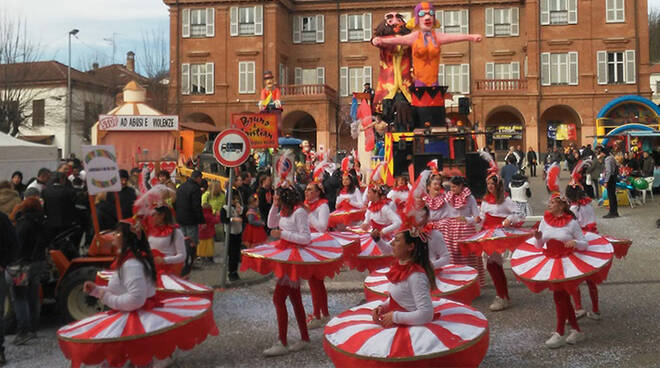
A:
175;170;205;248
526;147;538;177
41;172;78;238
117;170;138;220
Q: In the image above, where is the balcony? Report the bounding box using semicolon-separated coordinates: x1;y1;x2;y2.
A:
474;79;528;93
280;84;337;100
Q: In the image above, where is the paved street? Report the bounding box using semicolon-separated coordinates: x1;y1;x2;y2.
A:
5;171;660;368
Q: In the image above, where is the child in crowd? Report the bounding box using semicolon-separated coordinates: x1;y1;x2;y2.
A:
509;172;532;217
243;195;268;248
221;194;244;281
198;203;220;263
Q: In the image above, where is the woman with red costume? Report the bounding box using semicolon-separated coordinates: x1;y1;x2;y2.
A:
58;221;217;368
387;175;410;221
324;229;489;367
511;194;614;349
328;158;365;228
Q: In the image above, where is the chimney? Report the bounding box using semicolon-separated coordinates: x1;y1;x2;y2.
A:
126;51;135;72
92;62;99;70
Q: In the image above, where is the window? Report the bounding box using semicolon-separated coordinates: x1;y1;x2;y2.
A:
440;10;468;34
279;63;288;86
485;8;519;37
182;8;214;38
339;13;372;42
339;66;372;96
180;62;215;95
229;6;263;36
606;0;624;23
485;62;521;80
32;99;44;127
540;0;577;25
437;64;470;94
293;15;324;43
540;52;578;86
238;61;256;94
597;50;635;84
294;67;325;85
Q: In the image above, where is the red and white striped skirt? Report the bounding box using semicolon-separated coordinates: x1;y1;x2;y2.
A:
437;218;485;286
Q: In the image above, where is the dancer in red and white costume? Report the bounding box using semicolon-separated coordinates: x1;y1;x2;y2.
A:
546;160;561;193
324;229;489;367
58;222;217;368
328;165;365;228
387;175;410;221
511;195;614;348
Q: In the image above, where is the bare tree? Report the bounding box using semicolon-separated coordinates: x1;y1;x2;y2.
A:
0;14;43;135
650;9;660;63
139;26;169;113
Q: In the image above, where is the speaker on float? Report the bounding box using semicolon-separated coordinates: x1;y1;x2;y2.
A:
458;97;471;115
393;139;414;178
465;152;487;199
413;154;443;177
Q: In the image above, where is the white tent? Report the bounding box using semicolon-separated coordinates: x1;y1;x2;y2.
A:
0;132;59;181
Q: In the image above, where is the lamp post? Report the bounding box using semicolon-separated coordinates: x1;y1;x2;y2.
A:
66;29;79;159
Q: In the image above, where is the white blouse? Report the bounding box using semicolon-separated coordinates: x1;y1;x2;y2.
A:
444;196;479;224
387;189;410;205
509;182;530;203
379;271;434;325
570;204;597;229
308;201;330;233
363;203;402;237
529;218;588;251
148;229;186;265
335;190;364;209
479;197;522;224
92;258;156;312
268;206;312;245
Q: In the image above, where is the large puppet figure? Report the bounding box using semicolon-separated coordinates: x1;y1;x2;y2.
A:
371;12;414;132
258;71;282;112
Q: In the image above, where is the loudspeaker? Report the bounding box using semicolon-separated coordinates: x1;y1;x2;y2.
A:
413;154;443;177
465;152;487;198
393;139;414;178
458;97;471;115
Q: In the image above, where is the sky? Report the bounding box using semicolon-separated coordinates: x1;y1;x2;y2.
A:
2;0;169;75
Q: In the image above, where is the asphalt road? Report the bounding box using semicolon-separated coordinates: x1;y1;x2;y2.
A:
6;170;660;368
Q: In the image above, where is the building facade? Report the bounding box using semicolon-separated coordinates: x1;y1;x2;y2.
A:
164;0;651;155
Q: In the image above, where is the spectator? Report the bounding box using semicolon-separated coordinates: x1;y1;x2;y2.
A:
117;170;138;220
526;147;538;177
587;151;604;198
257;175;274;232
221;195;243;281
230;175;245;213
203;181;225;242
67;165;86;185
25;168;51;195
95;192;118;232
582;144;594;159
500;155;519;193
515;145;525;168
567;150;580;173
41;172;78;238
10;172;26;199
504;147;520;167
157;170;176;192
600;147;619;218
129;168;141;189
175;170;205;250
9;197;47;346
0;181;20;216
642;151;655;178
239;172;253;209
0;210;16;363
363;82;375;107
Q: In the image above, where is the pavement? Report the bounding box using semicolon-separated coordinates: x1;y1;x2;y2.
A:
5;169;660;368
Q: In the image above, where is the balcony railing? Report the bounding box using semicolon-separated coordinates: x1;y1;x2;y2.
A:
474;79;528;92
280;84;337;99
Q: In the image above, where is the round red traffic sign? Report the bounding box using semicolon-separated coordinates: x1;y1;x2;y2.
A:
213;129;251;167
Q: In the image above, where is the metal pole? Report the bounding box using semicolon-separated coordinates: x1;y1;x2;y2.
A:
66;33;72;158
219;169;234;288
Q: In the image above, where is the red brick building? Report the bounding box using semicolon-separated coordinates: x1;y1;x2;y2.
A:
163;0;651;155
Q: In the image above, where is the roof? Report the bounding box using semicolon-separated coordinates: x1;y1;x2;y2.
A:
88;64;149;90
0;61;110;88
0;132;55;147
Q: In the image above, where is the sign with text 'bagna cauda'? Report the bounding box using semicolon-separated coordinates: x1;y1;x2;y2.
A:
231;113;278;149
98;115;179;131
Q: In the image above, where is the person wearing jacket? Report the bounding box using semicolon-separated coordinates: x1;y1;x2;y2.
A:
221;195;243;281
642;151;655;178
0;211;17;364
174;171;205;249
599;147;619;218
0;182;21;216
527;147;538;177
41;172;78;238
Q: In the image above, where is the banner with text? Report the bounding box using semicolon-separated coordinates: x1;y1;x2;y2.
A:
231;113;279;149
82;145;121;195
98;115;179;131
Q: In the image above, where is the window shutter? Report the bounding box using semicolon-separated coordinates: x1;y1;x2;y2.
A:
279;63;285;85
181;63;190;95
616;0;624;21
254;5;263;35
363;66;372;86
205;62;214;94
182;9;191;38
293;16;301;43
248;62;255;93
568;52;578;85
541;53;550;86
485;8;494;37
363;13;372;41
316;15;325;43
606;0;615;22
294;67;303;85
568;0;578;24
460;64;470;94
460;10;469;34
438;64;445;85
340;67;348;96
340;14;348;42
511;8;519;36
625;50;636;84
540;0;550;25
486;62;495;79
438;10;445;32
206;8;215;37
317;67;325;84
230;7;238;36
596;51;607;85
524;56;528;77
511;61;520;79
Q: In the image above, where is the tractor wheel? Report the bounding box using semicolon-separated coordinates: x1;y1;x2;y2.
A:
57;267;104;321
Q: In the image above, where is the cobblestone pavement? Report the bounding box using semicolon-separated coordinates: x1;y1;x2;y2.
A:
5;171;660;368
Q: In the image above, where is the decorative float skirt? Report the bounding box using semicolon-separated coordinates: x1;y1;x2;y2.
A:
240;232;344;282
328;203;367;229
458;227;533;256
340;227;394;273
328;231;363;259
95;270;214;301
602;235;632;259
323;298;489;368
57;296;218;368
511;232;614;293
363;265;480;305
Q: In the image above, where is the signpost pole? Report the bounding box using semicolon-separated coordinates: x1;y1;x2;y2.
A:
219;168;234;288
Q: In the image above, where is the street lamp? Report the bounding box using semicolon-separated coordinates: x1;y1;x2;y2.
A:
66;29;79;159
